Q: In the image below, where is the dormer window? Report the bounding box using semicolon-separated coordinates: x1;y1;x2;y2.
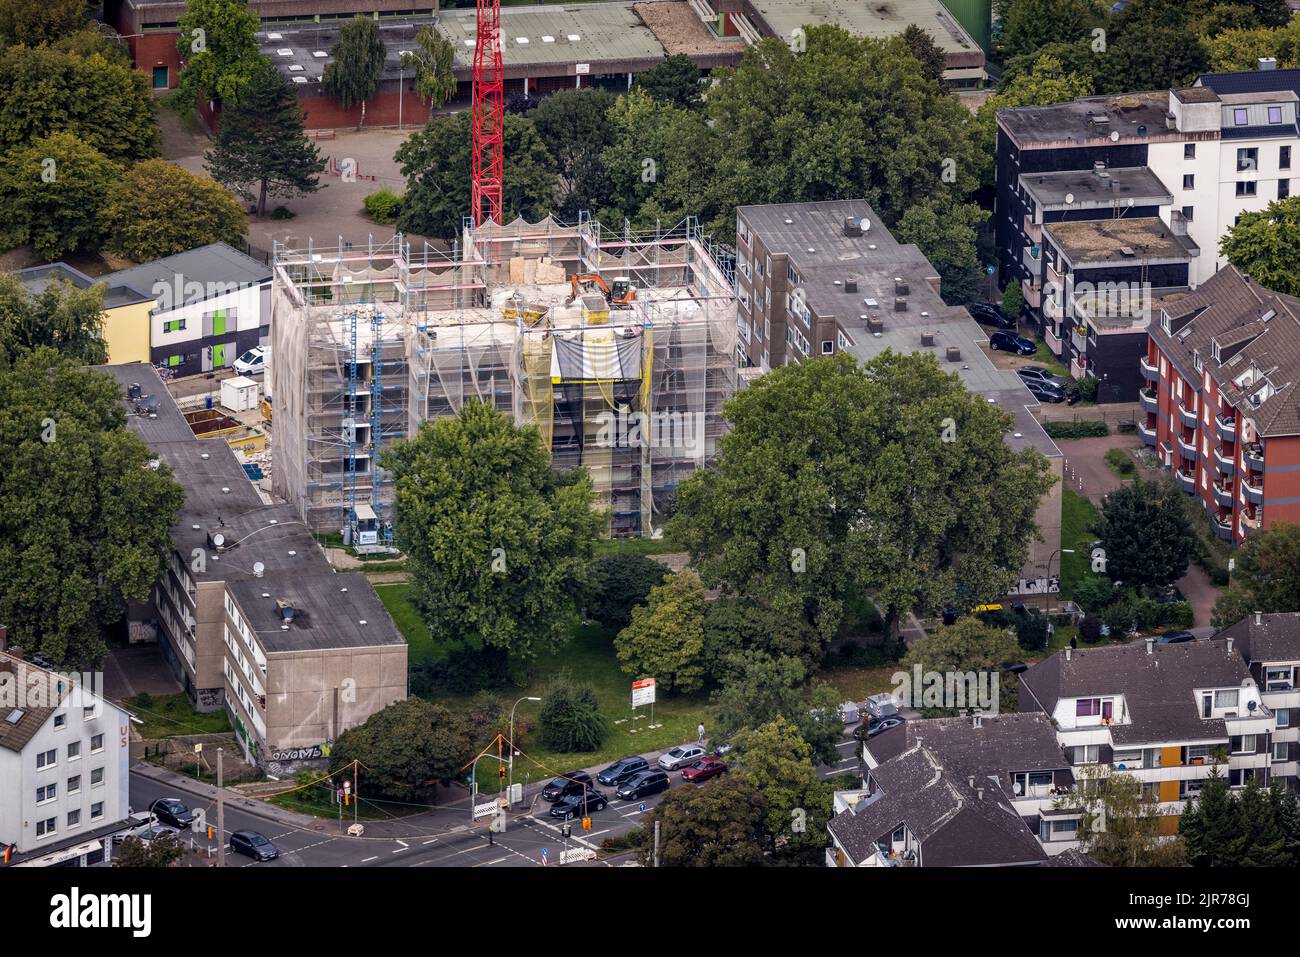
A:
1076;697;1114;720
1268;106;1282;125
1234;108;1249;126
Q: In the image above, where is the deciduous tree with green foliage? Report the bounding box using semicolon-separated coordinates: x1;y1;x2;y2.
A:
0;352;184;668
0;0;88;46
710;651;844;764
530;88;616;221
0;132;119;259
1219;196;1300;295
701;597;822;677
402;24;457;108
1092;477;1197;590
901;618;1021;715
174;0;265;108
329;697;475;803
900;24;948;84
1058;764;1186;865
639;775;768;866
995;0;1102;62
206;57;324;216
0;275;107;367
1211;522;1300;627
634;53;703;109
999;279;1026;320
321;15;387;128
615;571;707;695
894;196;987;305
103;160;247;262
732;717;834;864
587;552;667;629
668;352;1055;643
538;669;608;753
384;400;601;663
114;832;184;868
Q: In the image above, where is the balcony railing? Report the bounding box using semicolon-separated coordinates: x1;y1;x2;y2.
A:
1175;469;1196;494
1176;432;1198;457
1213;515;1235;542
1213;482;1234;508
1213;445;1236;477
1022;244;1042;277
1241;473;1264;505
1177;401;1199;429
1243;445;1265;472
1137;419;1158;447
1139;356;1159;381
1023;280;1041;308
1241;509;1261;533
1044;324;1063;355
1071;327;1088;355
1070;356;1088;380
1138;387;1159;414
1023;214;1042;245
1043;294;1064;320
1214;414;1237;443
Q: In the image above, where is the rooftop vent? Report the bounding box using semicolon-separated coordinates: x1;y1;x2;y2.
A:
127;382;142;400
920;332;935;346
894;277;909;296
1259;57;1278;71
843;217;863;238
844;278;858;293
276;600;296;623
946;346;962;362
867;317;884;334
1093;160;1109;178
894;297;907;312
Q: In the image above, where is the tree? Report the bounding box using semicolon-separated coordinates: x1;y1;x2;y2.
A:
321;15;386;128
103;160;247;262
634;54;703;109
396;112;558;239
538;670;609;753
0;0;87;46
1220;196;1300;295
1097;2;1208;93
0;44;160;163
1205;19;1300;72
587;553;667;629
667;352;1055;644
731;717;834;864
329;697;475;803
402;24;457;108
1058;764;1186;866
639;775;769;866
996;0;1102;62
615;571;707;695
1177;766;1240;865
114;833;184;867
530;88;616;221
0;274;107;367
901;618;1021;715
384;400;601;663
1000;279;1025;320
900;24;947;84
0;352;185;667
1092;478;1197;590
1211;523;1300;626
174;0;264;108
206;57;324;217
710;651;844;764
894;197;987;305
1182;769;1300;866
701;597;822;677
0;132;119;259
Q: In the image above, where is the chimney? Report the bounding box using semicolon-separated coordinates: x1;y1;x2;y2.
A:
1226;636;1235;655
894;297;907;312
1170;210;1189;237
1065;646;1072;661
973;713;982;729
968;775;976;788
867;316;884;334
1145;638;1154;655
945;345;961;362
920;332;935;347
844;277;858;293
894;277;909;296
976;786;985;801
843;217;863;238
1259;57;1278;71
1255;610;1262;625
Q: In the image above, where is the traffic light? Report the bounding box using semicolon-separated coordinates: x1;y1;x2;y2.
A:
582;817;591;832
499;764;507;781
206;825;214;840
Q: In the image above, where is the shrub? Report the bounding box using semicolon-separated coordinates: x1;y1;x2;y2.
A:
1016;609;1050;651
538;670;608;753
1104;447;1136;478
270;205;295;220
1072;574;1115;614
1044;420;1109;439
364;187;403;224
1076;376;1099;403
1079;614;1104;644
588;553;668;629
132;692;153;709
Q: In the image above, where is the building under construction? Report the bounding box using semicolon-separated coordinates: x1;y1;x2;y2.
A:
270;215;738;541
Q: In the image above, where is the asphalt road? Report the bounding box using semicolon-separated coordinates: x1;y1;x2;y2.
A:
130;766;668;868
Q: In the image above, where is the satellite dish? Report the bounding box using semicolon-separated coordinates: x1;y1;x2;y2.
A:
1127;198;1135;206
1064;192;1075;205
1110;130;1120;141
210;532;225;549
253;561;265;578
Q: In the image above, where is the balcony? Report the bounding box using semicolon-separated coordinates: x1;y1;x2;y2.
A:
1070;327;1089;355
1212;514;1235;542
1138;387;1159;414
1240;509;1261;533
1241;473;1264;505
1023;214;1042;245
1044;324;1063;356
1214;414;1237;443
1213;481;1234;509
1137;419;1158;447
1176;432;1198;458
1177;401;1199;429
1213;445;1236;477
1243;444;1265;472
1023;280;1041;308
1070;356;1088;380
1140;356;1159;381
1175;468;1196;494
1043;293;1064;321
1022;243;1042;277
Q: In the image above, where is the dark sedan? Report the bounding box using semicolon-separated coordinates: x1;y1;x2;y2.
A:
150;798;194;831
615;769;670;800
597;756;649;787
990;330;1036;355
541;771;595;802
681;757;728;783
548;787;608;819
230;830;279;861
968;302;1016;329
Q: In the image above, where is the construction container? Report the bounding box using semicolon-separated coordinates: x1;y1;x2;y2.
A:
220;375;260;413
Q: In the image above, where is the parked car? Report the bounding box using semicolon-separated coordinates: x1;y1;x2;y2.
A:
233;345;269;376
541;771;595;802
968;303;1016;329
658;744;707;771
549;787;609;819
615;769;670;800
989;330;1036;355
853;716;905;740
229;830;279;861
113;817;178;846
1024;379;1066;403
1016;366;1068;390
150;798;194;831
597;756;650;787
1157;630;1197;644
681;757;729;783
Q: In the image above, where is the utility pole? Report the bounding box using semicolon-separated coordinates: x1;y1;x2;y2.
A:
653;819;660;868
216;748;225;868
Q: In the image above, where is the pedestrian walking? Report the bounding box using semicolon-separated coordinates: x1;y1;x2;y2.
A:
697;723;706;744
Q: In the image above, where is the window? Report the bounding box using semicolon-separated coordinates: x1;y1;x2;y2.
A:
1113;748;1143;767
1273;742;1289;761
1282;145;1292;170
1230;734;1256;754
1185;143;1196;159
1181;205;1194;222
67;809;81;828
90;733;103;753
891;826;906;843
164;318;186;333
1237;181;1258;196
821;340;834;355
67;741;79;760
1234;108;1249;126
1075;697;1113;720
1281;179;1291;200
1182;174;1194;190
36;748;56;769
1276;708;1290;728
1237;147;1258;172
36;783;56;804
1214;689;1239;709
91;802;104;821
67;775;80;794
1051;819;1079;836
53;713;65;729
1013;771;1054;795
36;817;57;837
91;767;104;787
1268;106;1283;125
1071;745;1101;765
167;354;182;367
1265;666;1294;691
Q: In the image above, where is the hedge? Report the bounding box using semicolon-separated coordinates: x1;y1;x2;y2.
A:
1044;420;1109;439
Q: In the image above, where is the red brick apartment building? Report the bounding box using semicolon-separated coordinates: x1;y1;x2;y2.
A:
1142;266;1300;544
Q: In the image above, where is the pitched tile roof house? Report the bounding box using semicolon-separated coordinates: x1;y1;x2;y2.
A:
1215;611;1300;790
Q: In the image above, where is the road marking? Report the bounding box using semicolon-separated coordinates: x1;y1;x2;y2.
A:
836;740;857;749
395;839;408;848
361;855;378;862
474;856;511;867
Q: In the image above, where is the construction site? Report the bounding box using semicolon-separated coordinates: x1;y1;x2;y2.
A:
270;215;738;542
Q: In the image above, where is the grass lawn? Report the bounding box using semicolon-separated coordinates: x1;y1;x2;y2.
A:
1103;446;1138;479
374;583;441;666
122;692;230;739
1059;488;1100;600
1032;342;1070;379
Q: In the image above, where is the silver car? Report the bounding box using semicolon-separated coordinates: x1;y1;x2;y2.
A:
658;744;707;771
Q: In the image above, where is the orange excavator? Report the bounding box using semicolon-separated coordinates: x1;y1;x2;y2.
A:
564;274;636;307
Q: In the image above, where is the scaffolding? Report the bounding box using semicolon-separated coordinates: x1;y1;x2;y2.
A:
271;216;737;539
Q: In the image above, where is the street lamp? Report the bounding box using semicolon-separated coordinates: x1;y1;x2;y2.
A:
508;696;541;801
397;51;412;130
1041;548;1075;615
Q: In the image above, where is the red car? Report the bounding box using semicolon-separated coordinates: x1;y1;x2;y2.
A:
681;757;728;783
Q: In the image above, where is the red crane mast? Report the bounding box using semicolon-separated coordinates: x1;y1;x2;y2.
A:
470;0;504;226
